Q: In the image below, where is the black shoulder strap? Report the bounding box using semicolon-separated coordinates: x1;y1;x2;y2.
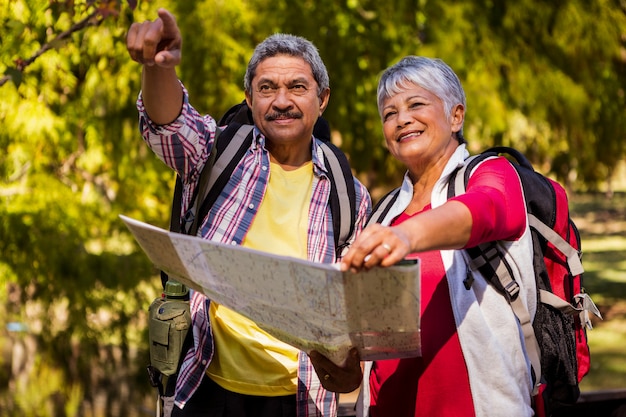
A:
485;146;533;170
447;150;542;393
366;187;402;226
318;141;357;256
169;177;185;234
446;152;496;200
191;124;254;235
446;151;521;300
166;124;355;263
162;176;188;288
160;124;253;288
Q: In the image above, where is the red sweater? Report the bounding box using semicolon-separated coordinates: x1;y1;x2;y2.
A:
369;157;526;417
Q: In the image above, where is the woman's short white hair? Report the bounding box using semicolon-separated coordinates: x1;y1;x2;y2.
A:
377;56;466;143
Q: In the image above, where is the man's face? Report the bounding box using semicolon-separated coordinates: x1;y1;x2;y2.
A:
245;54;330;146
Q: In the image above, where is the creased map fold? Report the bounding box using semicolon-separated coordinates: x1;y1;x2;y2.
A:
121;215;421;365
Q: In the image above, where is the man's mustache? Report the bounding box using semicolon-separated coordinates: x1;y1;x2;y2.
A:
265;111;303;121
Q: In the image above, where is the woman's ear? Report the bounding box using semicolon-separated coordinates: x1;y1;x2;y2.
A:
450;104;465;133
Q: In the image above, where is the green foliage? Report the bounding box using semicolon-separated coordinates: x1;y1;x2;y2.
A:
170;0;258;117
7;357;83;417
163;0;626;192
1;0;164;413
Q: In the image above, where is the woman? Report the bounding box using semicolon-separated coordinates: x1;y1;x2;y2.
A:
312;56;538;416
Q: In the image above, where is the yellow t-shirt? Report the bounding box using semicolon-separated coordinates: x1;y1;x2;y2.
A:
206;160;314;396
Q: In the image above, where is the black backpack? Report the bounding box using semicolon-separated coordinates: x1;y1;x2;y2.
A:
161;101;357;288
368;146;602;416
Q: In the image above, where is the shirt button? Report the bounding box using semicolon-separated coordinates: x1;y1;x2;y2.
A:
248;203;254;209
201;360;207;365
231;240;238;245
261;165;268;171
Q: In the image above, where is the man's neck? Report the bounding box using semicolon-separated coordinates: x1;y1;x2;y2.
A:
267;140;313;171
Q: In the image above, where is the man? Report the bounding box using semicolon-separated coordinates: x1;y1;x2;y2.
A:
126;8;371;417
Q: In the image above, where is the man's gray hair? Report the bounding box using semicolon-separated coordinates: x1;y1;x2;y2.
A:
377;56;466;143
244;34;330;96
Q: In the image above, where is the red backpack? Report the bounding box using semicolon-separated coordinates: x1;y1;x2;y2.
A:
447;147;603;416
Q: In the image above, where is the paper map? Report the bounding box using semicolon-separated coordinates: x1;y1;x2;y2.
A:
121;215;421;365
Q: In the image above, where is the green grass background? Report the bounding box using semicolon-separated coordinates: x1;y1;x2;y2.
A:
571;192;626;392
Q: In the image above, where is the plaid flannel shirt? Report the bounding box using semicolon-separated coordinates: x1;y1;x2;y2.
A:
137;86;371;416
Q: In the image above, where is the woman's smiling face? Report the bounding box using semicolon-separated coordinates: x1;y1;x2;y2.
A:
381;82;464;169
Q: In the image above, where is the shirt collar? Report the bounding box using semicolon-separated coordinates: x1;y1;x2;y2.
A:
252;126;326;178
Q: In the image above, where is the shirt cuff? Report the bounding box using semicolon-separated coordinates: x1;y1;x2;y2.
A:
136;82;189;135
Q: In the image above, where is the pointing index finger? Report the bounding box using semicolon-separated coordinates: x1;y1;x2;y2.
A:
157;8;178;37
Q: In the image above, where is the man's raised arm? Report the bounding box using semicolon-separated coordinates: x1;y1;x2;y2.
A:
126;8;183;125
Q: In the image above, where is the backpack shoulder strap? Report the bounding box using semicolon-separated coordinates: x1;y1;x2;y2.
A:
528;215;584;276
447;150;542;395
318;141;357;256
476;147;585;277
171;124;356;259
168;123;254;237
366;187;402;226
190;123;254;235
168;177;185;234
162;176;186;288
446;152;497;200
162;124;253;288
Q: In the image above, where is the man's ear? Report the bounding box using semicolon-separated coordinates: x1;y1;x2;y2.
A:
450;104;465;133
318;88;331;115
245;91;253;109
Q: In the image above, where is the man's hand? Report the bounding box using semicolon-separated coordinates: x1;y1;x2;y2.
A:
308;348;362;393
126;8;184;125
126;8;182;68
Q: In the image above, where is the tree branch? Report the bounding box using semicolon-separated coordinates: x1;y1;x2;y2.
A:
0;10;105;87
